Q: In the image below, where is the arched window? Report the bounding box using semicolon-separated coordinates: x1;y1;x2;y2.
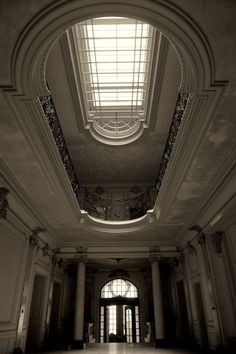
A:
101;278;138;298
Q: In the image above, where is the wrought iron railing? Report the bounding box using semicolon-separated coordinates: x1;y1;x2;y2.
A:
78;187;157;221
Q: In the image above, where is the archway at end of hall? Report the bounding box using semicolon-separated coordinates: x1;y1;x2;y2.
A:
100;279;140;343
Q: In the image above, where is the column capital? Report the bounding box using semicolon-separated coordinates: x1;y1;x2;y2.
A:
149;254;161;264
75;254;88;263
0;187;9;219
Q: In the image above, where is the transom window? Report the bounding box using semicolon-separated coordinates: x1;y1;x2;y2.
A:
101;279;138;298
74;17;155;138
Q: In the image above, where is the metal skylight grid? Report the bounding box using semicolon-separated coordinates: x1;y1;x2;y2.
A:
75;17;154;135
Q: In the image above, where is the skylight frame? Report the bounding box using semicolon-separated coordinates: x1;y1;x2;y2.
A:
73;17;155;137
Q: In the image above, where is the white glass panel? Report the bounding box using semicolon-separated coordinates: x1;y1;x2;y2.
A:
75;16;154;132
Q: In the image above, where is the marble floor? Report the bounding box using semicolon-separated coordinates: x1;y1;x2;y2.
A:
29;343;199;354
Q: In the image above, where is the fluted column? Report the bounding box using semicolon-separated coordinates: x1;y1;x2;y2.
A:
74;256;87;342
150;257;165;342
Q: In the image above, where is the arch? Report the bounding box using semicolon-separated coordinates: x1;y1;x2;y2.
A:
101;278;138;298
7;0;225;234
12;0;216;98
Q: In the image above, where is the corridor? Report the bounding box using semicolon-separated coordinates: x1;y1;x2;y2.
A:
31;343;198;354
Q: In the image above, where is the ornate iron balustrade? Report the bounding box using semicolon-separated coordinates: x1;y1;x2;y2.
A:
156;92;190;191
39;92;190;218
39;95;80;198
78;187;157;220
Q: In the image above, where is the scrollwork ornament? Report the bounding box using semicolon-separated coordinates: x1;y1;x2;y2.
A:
0;187;9;219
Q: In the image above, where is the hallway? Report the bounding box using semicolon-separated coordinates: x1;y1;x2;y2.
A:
30;343;198;354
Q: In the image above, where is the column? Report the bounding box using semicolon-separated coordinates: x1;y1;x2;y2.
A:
150;257;165;345
74;256;86;346
14;233;39;353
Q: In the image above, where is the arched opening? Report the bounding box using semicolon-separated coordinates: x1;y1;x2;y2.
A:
100;279;140;343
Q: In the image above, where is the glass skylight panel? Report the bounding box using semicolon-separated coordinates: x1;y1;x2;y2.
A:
75;17;154;136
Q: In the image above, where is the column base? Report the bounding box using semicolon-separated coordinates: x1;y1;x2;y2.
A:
155;339;168;348
72;340;85;349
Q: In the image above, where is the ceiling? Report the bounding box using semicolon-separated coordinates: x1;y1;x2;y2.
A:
46;28;181;186
1;0;236;262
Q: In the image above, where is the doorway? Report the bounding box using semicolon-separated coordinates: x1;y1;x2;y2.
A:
26;274;47;352
49;282;62;340
194;282;208;349
100;279;140;343
176;280;189;339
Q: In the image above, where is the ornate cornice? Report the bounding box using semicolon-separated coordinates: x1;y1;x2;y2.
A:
39;95;80;199
0;187;9;219
156;92;190;192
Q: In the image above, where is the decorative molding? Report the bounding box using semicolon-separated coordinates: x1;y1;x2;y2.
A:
0;187;9;219
156;92;190;192
39;95;80;200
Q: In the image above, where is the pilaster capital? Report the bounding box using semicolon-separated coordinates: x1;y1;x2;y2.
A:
211;231;224;254
0;187;9;219
42;243;50;257
197;232;206;246
149;254;161;264
187;241;196;255
29;233;39;248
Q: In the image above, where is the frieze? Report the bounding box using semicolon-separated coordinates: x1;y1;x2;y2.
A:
156;92;190;192
0;187;9;219
39;95;80;199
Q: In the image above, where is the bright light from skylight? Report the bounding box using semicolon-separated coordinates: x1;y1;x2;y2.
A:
74;17;155;136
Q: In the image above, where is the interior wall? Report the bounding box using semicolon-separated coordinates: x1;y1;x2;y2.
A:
171;227;236;351
0;221;27;354
0;217;65;354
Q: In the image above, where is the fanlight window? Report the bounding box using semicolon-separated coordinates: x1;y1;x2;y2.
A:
101;279;138;298
74;17;155;141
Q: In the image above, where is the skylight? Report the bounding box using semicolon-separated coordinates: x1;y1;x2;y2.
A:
74;17;155;139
